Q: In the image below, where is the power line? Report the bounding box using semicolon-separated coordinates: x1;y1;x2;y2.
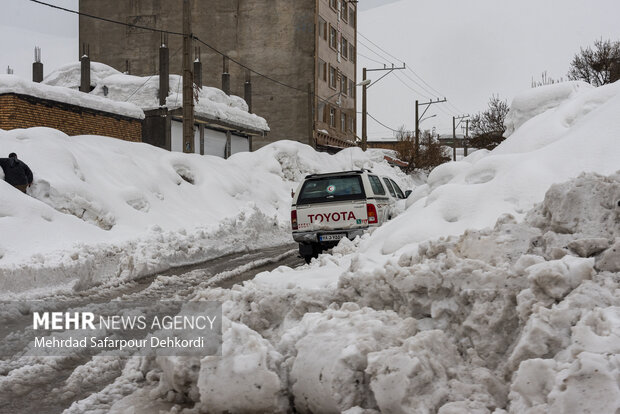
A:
358;30;466;114
357;52;388;66
357;32;404;64
367;113;400;132
30;0;310;96
29;0;184;36
357;39;396;65
392;72;430;100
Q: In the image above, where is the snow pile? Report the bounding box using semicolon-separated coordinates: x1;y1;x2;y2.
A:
0;74;143;119
134;171;618;413
365;80;620;256
0;130;408;296
42;61;269;132
105;81;620;412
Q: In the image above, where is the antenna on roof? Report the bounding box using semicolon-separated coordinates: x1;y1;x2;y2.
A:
34;46;41;63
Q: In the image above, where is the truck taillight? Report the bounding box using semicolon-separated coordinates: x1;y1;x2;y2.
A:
291;210;298;230
367;203;378;224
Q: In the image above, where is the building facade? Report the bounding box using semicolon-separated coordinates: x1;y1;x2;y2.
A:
78;0;357;151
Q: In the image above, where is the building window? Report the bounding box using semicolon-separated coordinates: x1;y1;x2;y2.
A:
341;2;348;22
341;37;348;60
349;7;356;28
319;59;327;82
329;25;338;50
349;79;355;98
330;0;338;12
329;107;336;127
349;114;355;133
341;112;346;131
318;102;326;123
319;17;327;41
341;75;348;95
349;44;355;63
329;65;337;89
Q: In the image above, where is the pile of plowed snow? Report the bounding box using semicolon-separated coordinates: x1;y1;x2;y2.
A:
0;130;411;296
91;81;620;413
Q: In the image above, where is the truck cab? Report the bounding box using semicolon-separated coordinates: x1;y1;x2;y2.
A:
291;170;392;263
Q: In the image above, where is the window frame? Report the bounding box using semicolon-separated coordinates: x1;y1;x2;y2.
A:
318;102;326;123
382;177;397;198
329;25;338;50
319;59;327;82
341;36;348;60
341;1;348;23
368;175;387;196
328;65;337;89
349;79;355;99
389;178;406;199
349;7;356;28
329;106;336;127
341;74;348;95
318;17;327;41
349;44;355;64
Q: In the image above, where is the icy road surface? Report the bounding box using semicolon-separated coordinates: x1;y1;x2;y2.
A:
0;243;301;414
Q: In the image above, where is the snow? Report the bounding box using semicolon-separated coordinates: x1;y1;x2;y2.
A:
0;131;409;296
0;74;144;119
42;61;269;132
2;80;620;412
129;81;619;413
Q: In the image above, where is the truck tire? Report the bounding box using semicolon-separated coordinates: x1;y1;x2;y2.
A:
299;242;322;264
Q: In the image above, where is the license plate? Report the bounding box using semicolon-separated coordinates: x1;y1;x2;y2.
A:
319;233;346;242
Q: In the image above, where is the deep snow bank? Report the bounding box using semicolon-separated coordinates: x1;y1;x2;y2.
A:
365;80;620;256
104;81;620;413
127;171;618;414
0;129;410;295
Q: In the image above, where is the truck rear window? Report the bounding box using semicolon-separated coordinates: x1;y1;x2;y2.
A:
297;175;366;204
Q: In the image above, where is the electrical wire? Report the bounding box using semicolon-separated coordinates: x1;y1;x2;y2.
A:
357;52;388;66
30;0;310;96
358;30;467;115
367;113;400;132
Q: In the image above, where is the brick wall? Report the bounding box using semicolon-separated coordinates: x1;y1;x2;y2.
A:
0;93;142;142
367;141;400;151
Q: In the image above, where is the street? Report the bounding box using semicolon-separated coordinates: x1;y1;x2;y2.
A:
0;243;301;414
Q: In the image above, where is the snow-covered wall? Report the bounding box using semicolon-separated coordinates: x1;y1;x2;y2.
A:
0;74;143;119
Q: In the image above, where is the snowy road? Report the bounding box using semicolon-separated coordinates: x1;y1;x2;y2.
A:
0;243;302;414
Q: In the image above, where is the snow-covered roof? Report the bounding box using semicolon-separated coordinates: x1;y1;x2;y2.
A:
0;74;144;119
43;62;269;133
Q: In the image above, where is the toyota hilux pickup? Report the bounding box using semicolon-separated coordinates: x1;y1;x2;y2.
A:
291;170;392;263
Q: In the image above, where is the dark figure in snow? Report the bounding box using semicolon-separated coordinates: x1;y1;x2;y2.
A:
0;153;33;193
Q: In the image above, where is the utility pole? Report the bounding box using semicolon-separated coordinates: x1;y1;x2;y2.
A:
415;98;446;166
362;63;406;151
452;114;469;161
464;119;469;157
182;0;194;153
361;68;367;151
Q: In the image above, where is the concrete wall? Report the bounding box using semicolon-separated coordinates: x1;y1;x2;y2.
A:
316;0;357;142
79;0;316;149
0;93;142;141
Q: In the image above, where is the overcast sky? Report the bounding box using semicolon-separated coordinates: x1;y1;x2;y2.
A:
2;0;620;139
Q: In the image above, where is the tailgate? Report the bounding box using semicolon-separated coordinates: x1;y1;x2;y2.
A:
296;200;368;231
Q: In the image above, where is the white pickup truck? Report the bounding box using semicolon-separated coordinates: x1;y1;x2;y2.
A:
291;170;408;263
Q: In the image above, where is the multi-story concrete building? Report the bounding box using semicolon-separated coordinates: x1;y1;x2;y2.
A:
78;0;357;151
